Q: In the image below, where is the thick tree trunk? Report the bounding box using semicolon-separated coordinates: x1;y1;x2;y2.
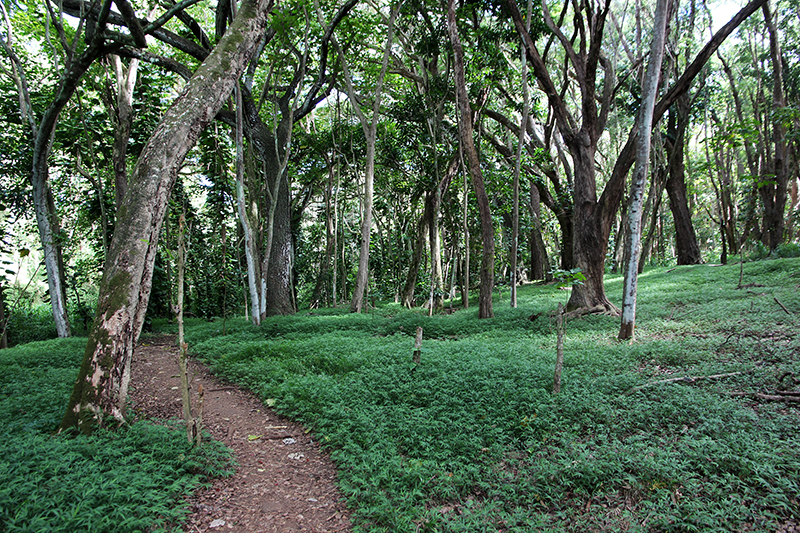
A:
448;0;494;318
265;166;295;316
760;1;788;251
59;0;272;434
665;95;702;265
568;144;616;312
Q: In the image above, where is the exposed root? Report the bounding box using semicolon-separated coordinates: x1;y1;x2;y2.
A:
565;303;621;319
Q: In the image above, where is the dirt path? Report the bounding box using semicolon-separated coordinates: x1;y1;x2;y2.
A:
130;335;353;532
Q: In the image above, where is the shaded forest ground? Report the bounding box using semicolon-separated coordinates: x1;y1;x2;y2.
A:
0;257;799;532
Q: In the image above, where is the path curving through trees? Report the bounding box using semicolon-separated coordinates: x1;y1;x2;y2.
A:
131;336;352;532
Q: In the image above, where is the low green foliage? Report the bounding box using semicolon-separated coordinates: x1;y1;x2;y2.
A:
0;338;233;532
189;258;800;532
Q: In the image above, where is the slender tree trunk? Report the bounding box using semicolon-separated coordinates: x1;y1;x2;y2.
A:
0;284;7;349
462;167;470;309
619;0;669;340
311;159;336;308
403;200;430;308
511;0;533;305
59;0;273;434
429;186;444;312
175;212;195;443
448;0;494;318
639;165;665;272
336;6;398;313
528;181;549;280
235;85;262;325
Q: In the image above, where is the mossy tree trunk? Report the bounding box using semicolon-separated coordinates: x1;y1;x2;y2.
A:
59;0;273;434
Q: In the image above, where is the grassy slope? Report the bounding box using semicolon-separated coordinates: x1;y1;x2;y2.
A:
187;258;800;532
0;339;233;532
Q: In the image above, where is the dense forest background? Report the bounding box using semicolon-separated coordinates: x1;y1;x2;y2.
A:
0;0;798;347
1;0;799;529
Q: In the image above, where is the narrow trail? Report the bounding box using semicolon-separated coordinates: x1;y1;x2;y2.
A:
130;335;353;532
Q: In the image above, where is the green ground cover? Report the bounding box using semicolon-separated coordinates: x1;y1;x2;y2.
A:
186;258;800;532
0;338;233;532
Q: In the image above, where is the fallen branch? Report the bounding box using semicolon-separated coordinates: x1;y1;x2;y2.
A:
628;371;749;394
729;391;800;403
774;297;792;315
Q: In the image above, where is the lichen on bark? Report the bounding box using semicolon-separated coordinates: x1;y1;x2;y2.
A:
59;0;274;435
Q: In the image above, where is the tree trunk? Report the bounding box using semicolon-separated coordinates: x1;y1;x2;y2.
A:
639;166;665;272
462;168;470;309
235;86;262;324
528;183;549;280
509;0;766;313
311;158;336;308
59;0;273;434
0;283;7;349
619;0;669;340
448;0;494;318
760;1;788;251
338;6;398;313
265;165;295;316
665;94;702;265
111;54;139;210
428;186;444;312
402;201;429;308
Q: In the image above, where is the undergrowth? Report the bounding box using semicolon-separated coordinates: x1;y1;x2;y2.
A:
186;258;800;532
0;338;233;532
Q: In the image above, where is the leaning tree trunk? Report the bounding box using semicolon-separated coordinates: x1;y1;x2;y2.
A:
619;0;668;340
59;0;273;434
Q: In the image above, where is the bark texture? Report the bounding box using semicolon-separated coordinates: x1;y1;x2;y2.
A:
60;0;273;434
665;94;702;265
448;0;494;318
619;0;669;340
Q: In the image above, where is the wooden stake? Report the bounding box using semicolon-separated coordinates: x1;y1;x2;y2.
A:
412;326;423;365
195;383;204;447
553;303;565;394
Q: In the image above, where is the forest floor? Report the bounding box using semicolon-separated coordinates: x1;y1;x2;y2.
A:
130;335;353;533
